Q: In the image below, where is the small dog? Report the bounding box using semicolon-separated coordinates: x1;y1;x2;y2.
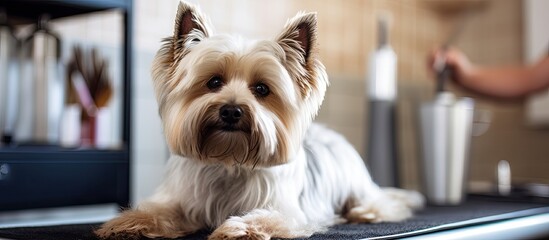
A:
96;1;423;239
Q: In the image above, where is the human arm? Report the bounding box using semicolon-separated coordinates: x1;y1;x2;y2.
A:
429;47;549;98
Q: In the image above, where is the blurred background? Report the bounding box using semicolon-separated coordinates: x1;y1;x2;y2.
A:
125;0;549;202
0;0;548;225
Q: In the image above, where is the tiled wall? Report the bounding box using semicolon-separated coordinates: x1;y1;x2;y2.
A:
53;0;548;203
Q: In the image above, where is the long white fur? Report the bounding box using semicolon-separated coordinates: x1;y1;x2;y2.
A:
144;123;384;230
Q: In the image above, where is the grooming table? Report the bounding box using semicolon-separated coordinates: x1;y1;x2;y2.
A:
1;195;548;240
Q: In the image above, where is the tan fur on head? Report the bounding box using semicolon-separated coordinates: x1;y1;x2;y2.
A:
151;1;328;168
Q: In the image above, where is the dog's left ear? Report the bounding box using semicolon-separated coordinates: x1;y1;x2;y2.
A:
276;12;319;97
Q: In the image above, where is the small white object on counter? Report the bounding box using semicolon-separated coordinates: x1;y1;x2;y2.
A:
497;160;511;196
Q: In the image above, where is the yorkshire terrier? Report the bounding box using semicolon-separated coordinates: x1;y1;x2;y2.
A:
96;1;423;239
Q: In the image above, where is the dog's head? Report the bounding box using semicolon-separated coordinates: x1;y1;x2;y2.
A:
152;1;328;168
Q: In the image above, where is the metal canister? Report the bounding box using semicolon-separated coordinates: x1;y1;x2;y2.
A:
17;15;64;144
420;92;475;205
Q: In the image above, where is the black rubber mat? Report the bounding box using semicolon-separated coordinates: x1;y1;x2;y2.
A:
1;195;548;240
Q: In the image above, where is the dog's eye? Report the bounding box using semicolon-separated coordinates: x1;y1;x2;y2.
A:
254;83;270;97
207;76;223;90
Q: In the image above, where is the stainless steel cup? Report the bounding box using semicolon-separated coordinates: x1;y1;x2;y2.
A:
420;92;474;205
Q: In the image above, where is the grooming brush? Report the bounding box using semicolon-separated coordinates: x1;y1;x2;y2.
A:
65;46;113;147
66;46;113;116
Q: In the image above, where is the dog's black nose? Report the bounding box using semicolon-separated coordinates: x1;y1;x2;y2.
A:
219;105;243;124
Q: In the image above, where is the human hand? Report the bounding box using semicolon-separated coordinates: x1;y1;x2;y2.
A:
427;47;474;85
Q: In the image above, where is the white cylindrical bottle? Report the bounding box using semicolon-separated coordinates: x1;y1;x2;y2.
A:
368;18;396;102
366;13;399;187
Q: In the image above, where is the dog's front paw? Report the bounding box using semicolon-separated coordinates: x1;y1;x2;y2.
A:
382;188;425;210
95;212;149;239
345;188;424;224
95;210;186;239
208;217;269;240
95;223;141;240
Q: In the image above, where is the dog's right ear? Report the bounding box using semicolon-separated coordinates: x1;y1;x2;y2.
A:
171;1;212;60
